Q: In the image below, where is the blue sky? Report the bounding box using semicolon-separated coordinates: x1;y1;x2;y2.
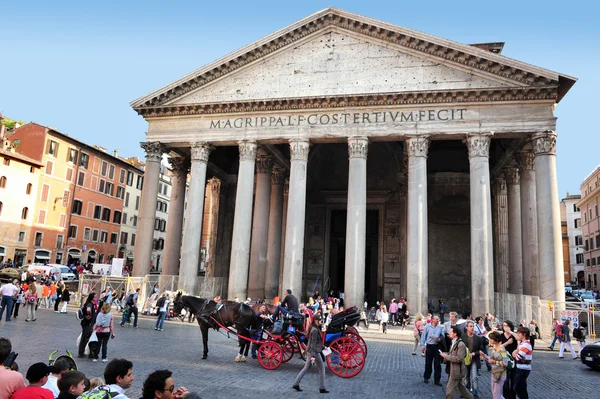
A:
1;0;597;196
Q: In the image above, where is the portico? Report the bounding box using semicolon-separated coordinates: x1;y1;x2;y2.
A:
130;8;575;315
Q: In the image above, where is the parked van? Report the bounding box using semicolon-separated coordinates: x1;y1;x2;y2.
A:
28;264;77;281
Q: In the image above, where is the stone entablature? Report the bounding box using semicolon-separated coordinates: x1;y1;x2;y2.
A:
145;104;556;145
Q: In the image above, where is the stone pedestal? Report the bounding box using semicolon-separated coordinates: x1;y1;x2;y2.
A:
161;157;189;277
265;167;285;299
505;167;523;294
344;137;368;308
406;136;429;316
248;153;273;300
227;141;257;300
465;134;494;315
133;142;164;277
532;132;565;303
282;139;310;299
516;149;540;297
179;142;212;294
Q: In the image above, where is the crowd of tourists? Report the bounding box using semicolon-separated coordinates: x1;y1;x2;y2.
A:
416;306;589;399
0;336;200;398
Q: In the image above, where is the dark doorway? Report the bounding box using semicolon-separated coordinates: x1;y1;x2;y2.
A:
328;209;379;302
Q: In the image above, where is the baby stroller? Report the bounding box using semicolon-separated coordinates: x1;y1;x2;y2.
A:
48;350;77;370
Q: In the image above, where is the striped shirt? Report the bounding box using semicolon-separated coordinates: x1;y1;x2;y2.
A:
514;340;533;370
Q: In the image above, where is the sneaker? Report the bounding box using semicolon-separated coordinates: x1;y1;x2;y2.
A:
158;329;163;331
102;358;108;362
92;359;97;362
155;327;158;330
134;325;139;328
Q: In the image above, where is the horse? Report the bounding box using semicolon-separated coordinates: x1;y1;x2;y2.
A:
180;295;257;361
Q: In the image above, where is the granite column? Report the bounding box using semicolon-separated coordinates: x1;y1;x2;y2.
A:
406;136;429;316
161;157;189;277
282;139;310;299
505;167;523;295
248;153;273;300
179;142;212;294
465;134;494;315
516;149;540;296
532;132;565;302
133;142;164;277
227;141;257;300
265;167;285;299
344;137;369;309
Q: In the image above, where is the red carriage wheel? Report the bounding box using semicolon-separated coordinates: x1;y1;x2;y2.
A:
258;341;283;370
281;337;295;363
326;337;365;378
343;329;368;357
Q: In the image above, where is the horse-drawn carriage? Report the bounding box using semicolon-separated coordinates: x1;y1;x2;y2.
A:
180;296;367;378
256;306;367;378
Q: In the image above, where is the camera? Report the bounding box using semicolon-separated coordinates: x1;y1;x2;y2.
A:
3;351;18;368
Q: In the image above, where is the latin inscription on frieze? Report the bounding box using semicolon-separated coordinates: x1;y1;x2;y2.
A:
208;108;467;129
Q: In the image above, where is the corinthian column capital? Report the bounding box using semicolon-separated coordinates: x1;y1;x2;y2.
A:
238;140;257;161
405;136;430;158
532;131;557;156
515;149;535;171
140;141;165;162
255;154;274;173
168;156;190;174
190;141;213;162
347;136;369;159
464;133;493;159
289;139;310;161
504;167;520;185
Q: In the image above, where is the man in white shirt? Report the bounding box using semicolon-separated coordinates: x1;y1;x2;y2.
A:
0;280;19;321
42;358;70;398
104;358;134;399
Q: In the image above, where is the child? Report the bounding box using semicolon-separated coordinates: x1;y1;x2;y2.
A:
57;370;87;399
88;377;105;390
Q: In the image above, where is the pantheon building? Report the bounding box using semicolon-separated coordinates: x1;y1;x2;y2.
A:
130;8;576;316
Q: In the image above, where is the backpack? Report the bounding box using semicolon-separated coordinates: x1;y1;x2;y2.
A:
126;294;135;306
557;324;564;337
76;307;84;321
573;327;583;339
28;296;36;304
77;385;118;399
463;341;472;366
156;296;165;309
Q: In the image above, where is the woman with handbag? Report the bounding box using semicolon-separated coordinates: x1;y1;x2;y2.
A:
78;293;96;359
24;282;39;322
293;313;329;394
412;313;424;355
93;302;115;362
480;331;509;399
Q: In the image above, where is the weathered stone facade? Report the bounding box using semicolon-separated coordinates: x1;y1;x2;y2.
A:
130;8;575;315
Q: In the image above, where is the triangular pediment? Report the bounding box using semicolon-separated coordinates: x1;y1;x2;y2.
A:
171;30;513;105
131;7;576;113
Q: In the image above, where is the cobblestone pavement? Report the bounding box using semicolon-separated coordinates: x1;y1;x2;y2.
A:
0;307;597;398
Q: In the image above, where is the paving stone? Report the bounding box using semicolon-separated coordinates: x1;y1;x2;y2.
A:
0;308;597;398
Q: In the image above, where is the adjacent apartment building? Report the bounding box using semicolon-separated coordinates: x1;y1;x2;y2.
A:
578;167;600;290
0;121;43;265
9;123;136;266
560;193;584;286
